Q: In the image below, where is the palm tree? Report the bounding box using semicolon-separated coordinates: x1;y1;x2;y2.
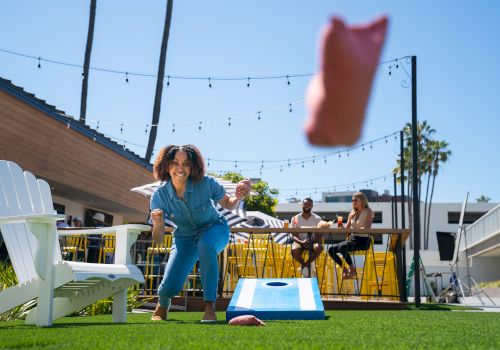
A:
145;0;174;163
80;0;97;123
393;121;449;250
424;140;451;249
477;195;491;203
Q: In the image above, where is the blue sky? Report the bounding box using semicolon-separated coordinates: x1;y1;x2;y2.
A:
1;1;499;203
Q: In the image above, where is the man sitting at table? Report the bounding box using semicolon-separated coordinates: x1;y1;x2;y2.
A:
290;198;323;277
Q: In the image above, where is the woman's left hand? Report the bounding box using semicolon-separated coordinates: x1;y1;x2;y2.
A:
235;179;251;199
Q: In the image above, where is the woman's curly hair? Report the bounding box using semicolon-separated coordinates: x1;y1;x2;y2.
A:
153;144;206;182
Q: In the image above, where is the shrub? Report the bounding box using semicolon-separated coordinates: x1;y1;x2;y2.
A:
0;261;36;321
1;261;151;320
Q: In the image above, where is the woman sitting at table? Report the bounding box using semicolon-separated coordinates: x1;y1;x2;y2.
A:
328;192;373;279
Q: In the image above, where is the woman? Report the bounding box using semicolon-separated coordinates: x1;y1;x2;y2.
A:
150;145;250;323
328;192;373;279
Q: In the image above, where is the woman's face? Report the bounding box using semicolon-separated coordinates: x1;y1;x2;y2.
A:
168;150;191;182
352;196;363;211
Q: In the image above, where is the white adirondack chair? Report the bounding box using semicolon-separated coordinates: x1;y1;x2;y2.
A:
0;160;150;326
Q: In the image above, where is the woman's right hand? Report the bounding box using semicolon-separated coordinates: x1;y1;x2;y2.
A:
151;209;164;225
151;209;165;244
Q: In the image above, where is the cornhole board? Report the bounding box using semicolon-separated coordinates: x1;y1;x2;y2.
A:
226;278;325;321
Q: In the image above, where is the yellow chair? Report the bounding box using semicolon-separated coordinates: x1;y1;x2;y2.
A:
143;234;172;296
334;236;375;299
60;235;87;262
315;250;334;296
361;251;399;301
181;262;202;297
98;234;116;264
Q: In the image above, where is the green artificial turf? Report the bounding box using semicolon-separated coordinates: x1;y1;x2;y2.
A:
1;309;499;350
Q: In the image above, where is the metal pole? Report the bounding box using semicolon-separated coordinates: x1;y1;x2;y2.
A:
400;130;407;302
400;130;406;230
391;197;395;229
393;173;398;228
411;55;421;307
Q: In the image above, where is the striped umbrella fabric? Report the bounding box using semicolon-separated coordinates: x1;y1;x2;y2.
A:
130;178;247;228
232;211;289;244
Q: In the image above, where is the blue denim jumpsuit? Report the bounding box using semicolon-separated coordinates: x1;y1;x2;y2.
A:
150;176;229;307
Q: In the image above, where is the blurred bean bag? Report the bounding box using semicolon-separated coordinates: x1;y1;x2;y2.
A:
305;15;388;146
228;315;266;326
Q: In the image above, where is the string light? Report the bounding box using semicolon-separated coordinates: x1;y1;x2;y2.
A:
125;72;129;84
289;103;292;113
247;77;251;88
0;48;410;84
73;115;399;174
37;57;41;70
120;123;123;134
205;130;398;173
84;99;303;131
145;124;148;135
208;77;212;89
278;173;391;193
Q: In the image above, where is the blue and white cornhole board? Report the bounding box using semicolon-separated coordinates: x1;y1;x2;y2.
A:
226;278;325;321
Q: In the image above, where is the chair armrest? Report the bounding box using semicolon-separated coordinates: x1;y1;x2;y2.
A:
58;224;151;236
114;225;152;265
0;213;64;225
59;225;151;265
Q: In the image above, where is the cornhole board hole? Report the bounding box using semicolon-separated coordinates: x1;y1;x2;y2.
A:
226;278;325;321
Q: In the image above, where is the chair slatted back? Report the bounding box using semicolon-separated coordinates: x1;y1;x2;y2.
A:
0;161;59;284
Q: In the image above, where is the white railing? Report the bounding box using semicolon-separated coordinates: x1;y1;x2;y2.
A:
462;204;500;250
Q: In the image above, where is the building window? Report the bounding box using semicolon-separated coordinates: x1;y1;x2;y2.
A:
447;212;487;224
85;209;113;227
53;203;65;214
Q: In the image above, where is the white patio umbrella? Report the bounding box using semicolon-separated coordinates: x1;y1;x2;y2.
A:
232;211;289;244
130;178;247;227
